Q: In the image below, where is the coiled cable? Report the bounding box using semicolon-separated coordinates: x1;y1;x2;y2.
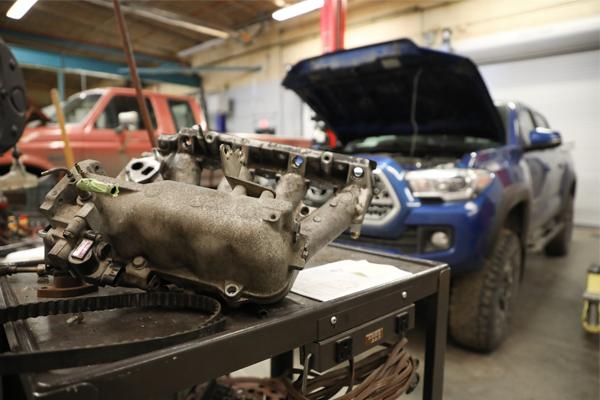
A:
285;338;418;400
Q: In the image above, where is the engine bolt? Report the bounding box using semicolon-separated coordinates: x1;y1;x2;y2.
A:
352;166;364;178
292;155;304;168
301;246;309;259
330;316;337;326
132;256;145;268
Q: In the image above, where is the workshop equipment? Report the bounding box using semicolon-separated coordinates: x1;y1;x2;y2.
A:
0;147;38;192
112;0;157;148
0;39;39;197
0;128;375;371
0;289;225;373
193;336;419;400
0;244;450;400
582;263;600;333
0;38;26;154
35;127;374;305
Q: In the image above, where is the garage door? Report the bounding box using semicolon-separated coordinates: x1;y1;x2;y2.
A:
479;50;600;227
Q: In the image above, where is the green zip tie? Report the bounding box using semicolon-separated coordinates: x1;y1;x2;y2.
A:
76;178;119;197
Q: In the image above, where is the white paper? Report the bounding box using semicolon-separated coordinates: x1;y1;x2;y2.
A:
291;259;412;302
3;246;44;263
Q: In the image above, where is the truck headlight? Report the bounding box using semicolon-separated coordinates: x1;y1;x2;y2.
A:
405;168;494;201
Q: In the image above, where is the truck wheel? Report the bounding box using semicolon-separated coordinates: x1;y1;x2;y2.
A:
544;195;574;257
449;228;522;352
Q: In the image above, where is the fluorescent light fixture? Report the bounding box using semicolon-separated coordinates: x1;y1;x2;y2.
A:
6;0;39;20
272;0;324;22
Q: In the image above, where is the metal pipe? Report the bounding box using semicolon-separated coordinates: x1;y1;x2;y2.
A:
112;0;157;148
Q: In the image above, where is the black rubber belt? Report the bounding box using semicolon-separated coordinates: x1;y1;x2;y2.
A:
0;291;225;373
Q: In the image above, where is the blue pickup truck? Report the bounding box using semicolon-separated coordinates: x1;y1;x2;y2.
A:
283;39;576;351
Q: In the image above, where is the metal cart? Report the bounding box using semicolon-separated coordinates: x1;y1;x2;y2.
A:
1;243;449;400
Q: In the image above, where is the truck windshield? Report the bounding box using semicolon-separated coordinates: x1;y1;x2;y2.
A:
52;93;101;124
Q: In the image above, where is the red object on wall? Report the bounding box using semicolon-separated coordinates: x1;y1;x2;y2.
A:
321;0;346;147
320;0;347;53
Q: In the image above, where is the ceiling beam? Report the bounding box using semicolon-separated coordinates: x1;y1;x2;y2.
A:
0;28;179;65
10;44;200;87
84;0;231;39
120;65;262;75
32;0;203;51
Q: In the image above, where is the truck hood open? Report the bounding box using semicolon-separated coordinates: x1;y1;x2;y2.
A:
282;39;505;144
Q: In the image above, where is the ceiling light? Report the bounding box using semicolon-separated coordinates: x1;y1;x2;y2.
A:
272;0;324;22
6;0;39;20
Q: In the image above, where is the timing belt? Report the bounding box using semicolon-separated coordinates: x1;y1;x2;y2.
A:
0;291;225;374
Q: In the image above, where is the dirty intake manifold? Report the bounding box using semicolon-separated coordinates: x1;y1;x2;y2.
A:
40;128;374;305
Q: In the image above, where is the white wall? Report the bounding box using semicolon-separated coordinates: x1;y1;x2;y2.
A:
206;81;304;136
480;50;600;227
193;0;600;92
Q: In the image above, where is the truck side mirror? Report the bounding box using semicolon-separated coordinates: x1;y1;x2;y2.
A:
527;127;561;150
116;111;139;133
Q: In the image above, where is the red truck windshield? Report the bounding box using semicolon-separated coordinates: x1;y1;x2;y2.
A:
53;93;101;124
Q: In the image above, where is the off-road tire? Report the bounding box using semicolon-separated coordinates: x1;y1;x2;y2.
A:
449;229;522;352
544;194;574;257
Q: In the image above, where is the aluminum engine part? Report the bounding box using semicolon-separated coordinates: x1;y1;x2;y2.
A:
40;127;375;305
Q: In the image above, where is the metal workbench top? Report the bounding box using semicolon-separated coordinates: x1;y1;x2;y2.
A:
1;243;449;400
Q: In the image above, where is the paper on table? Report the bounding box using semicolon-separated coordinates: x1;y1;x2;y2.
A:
291;259;412;302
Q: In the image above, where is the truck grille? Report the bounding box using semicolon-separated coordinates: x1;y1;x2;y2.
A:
364;169;401;226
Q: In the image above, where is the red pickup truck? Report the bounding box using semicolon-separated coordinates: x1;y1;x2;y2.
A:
0;87;204;177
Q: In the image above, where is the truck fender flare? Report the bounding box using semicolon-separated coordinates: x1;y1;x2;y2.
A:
486;185;531;258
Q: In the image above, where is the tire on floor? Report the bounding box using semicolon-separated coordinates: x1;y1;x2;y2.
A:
449;228;522;352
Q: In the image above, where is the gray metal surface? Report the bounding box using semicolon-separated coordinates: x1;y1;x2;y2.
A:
1;244;449;400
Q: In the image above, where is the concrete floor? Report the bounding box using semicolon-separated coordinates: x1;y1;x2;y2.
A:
407;226;600;399
235;227;600;399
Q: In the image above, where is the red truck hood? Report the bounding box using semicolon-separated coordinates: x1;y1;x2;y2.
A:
19;124;74;144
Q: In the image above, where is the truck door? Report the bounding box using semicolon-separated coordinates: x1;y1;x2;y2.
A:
531;109;566;218
519;107;562;233
86;94;157;176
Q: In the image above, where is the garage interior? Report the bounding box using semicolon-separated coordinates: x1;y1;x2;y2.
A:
0;1;598;399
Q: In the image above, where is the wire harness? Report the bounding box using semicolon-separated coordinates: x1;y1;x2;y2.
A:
286;338;418;400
